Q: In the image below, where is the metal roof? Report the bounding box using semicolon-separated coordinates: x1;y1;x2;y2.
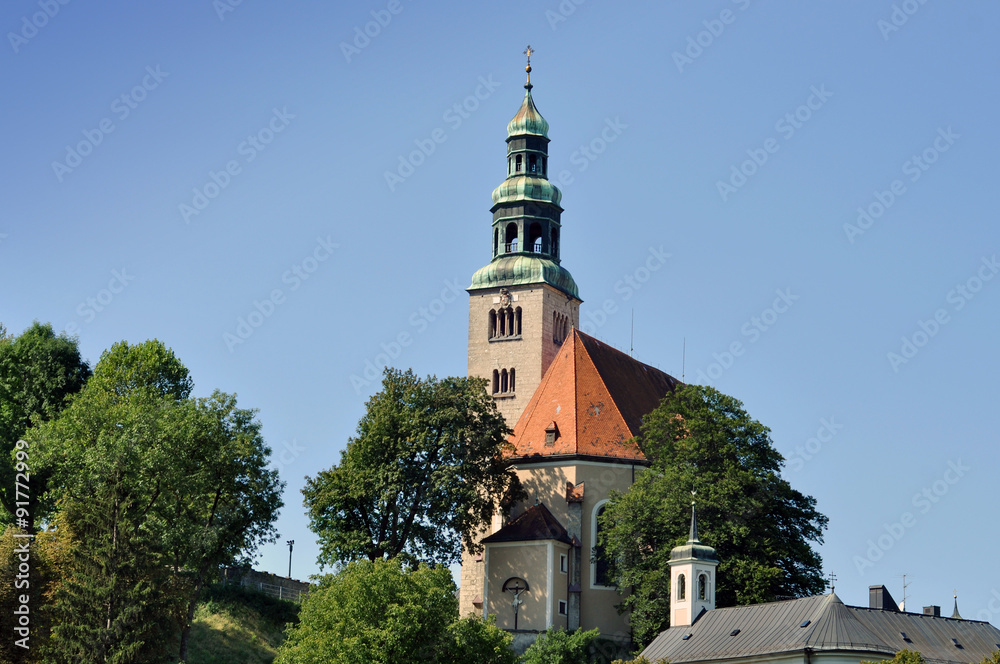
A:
481;502;572;546
468;255;580;299
507;85;549;139
642;593;1000;664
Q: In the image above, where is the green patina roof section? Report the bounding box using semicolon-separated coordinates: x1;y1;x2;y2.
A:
491;175;562;208
507;86;549;139
469;255;580;299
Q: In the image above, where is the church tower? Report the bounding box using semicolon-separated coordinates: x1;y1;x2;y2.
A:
467;50;581;426
669;503;719;627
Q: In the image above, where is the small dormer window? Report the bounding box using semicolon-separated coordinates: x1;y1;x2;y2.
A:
545;422;559;445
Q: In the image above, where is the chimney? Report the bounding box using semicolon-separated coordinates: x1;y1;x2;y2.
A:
869;585;900;611
923;605;941;617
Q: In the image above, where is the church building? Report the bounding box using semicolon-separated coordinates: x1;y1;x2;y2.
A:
458;52;681;652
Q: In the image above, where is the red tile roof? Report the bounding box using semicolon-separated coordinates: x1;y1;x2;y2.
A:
510;329;680;460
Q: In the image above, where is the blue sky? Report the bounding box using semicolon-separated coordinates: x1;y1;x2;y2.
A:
3;1;998;620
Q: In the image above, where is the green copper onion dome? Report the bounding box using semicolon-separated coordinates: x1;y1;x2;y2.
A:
507;85;550;139
470;255;579;299
492;176;562;208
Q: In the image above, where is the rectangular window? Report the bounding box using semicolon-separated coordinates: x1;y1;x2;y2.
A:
558;600;568;616
560;554;568;574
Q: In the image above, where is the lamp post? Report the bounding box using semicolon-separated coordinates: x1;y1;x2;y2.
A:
286;540;294;578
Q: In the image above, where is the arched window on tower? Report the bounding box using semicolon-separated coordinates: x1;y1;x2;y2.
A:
488;310;497;339
553;312;569;345
514;307;522;336
529;155;537;173
551;228;559;258
515;155;522;172
498;309;507;336
505;223;518;253
528;222;543;253
492;370;499;394
500;369;508;393
509;368;515;392
698;574;707;601
593;503;611;587
677;574;686;600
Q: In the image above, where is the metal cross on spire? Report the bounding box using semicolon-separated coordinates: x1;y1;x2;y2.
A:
523;45;534;86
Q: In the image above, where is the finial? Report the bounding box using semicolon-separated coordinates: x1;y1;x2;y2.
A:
951;590;962;619
523;45;534;88
689;493;700;543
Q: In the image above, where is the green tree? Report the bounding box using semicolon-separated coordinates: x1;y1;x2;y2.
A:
521;627;600;664
164;392;284;662
32;340;193;662
599;385;828;646
275;558;517;664
303;368;522;567
0;519;75;663
0;322;91;523
31;340;282;663
861;649;927;664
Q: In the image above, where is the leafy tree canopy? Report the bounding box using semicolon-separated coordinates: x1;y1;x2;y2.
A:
303;367;523;567
521;627;600;664
862;649;927;664
29;339;282;662
599;385;828;646
0;322;90;521
275;558;517;664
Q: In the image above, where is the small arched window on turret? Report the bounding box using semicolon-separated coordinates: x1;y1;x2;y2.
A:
515;155;522;172
542;157;547;176
528;222;543;254
551;228;559;258
698;574;707;601
529;155;537;173
677;574;686;601
505;223;519;253
508;157;512;176
493;229;499;257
